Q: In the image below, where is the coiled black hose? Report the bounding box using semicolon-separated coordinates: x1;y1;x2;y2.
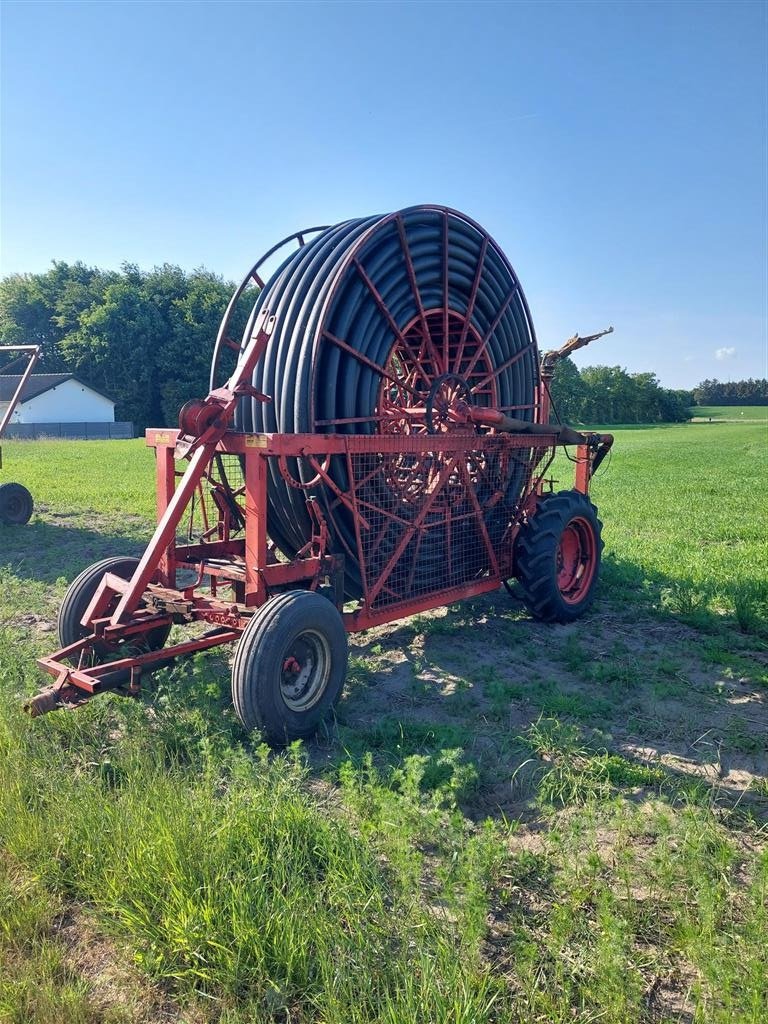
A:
232;206;539;598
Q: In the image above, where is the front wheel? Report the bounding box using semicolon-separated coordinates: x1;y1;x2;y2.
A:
232;590;348;746
514;490;604;623
0;482;33;525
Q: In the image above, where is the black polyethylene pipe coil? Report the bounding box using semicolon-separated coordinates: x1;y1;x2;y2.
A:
231;206;540;598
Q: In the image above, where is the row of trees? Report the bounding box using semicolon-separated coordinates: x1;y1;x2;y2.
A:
0;262;249;429
550;359;693;424
692;378;767;406
2;260;733;427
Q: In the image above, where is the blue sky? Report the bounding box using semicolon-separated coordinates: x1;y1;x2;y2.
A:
1;0;765;389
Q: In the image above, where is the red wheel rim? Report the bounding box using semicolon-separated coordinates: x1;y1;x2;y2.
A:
556;516;597;605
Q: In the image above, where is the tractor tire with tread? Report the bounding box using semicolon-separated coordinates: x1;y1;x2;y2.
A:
58;555;171;653
514;489;603;623
0;482;33;525
232;589;348;746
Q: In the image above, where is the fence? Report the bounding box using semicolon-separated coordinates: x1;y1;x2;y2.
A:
5;422;134;440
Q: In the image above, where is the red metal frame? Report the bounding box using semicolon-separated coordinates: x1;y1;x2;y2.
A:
30;275;614;717
0;344;41;521
33;423;611;711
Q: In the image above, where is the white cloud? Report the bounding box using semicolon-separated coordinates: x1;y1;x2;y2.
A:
715;346;736;361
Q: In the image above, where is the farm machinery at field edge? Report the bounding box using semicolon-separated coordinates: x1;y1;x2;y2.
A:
28;206;614;743
0;344;41;525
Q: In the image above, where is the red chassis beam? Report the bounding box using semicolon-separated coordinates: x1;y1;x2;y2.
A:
148;426;612;614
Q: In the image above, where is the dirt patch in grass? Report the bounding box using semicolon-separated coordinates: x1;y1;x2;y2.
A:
0;850;200;1024
50;907;201;1024
333;592;768;815
643;966;698;1023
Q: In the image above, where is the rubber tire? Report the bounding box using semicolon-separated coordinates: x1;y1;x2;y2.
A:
58;556;171;652
232;590;348;746
514;490;604;623
0;482;33;525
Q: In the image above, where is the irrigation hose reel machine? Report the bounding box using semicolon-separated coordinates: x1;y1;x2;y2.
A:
30;206;614;743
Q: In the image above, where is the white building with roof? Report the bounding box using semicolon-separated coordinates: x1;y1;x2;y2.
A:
0;373;115;424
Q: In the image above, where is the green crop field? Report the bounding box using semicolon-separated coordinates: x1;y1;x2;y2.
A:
689;405;768;422
1;423;766;1024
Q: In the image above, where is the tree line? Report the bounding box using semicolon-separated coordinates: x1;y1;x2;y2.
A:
549;359;693;424
1;261;753;428
691;378;767;406
0;262;249;429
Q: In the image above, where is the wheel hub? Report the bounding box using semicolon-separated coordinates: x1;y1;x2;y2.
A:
377;309;498;436
280;630;331;711
425;373;473;434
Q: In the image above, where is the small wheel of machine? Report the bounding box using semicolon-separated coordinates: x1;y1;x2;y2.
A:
0;482;33;525
232;590;348;745
514;489;603;623
58;556;171;653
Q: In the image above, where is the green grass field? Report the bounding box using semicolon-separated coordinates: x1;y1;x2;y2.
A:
689;405;768;422
1;423;766;1024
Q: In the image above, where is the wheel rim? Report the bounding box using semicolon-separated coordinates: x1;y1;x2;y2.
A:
556;516;597;605
280;629;331;711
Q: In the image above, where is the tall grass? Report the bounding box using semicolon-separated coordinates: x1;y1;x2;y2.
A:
0;681;505;1023
1;423;766;1022
4;691;764;1023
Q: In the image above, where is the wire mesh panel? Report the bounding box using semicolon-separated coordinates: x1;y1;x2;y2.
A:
172;432;553;613
181;453;247;544
342;437;540;609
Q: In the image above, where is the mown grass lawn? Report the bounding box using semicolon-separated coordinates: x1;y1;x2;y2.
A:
689;405;767;422
1;422;766;1024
